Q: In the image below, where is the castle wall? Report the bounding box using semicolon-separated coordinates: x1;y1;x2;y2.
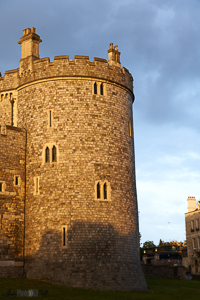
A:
0;69;18;91
0;125;25;277
16;72;146;290
0;28;147;290
0;94;11;126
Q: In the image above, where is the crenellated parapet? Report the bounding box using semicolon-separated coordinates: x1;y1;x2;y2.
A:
1;33;133;95
0;55;133;97
0;27;133;98
0;69;19;92
16;55;133;95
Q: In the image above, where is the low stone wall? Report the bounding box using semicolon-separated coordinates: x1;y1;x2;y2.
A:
142;264;186;279
0;266;23;277
0;260;24;277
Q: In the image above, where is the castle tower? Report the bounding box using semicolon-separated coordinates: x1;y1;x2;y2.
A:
0;28;147;291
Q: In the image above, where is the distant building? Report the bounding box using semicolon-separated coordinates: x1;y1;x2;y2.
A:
185;196;200;274
142;241;187;266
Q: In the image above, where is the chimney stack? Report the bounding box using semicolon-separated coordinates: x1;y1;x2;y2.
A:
187;196;196;212
18;27;42;74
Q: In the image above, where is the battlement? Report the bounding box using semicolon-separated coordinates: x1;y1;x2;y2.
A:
0;55;133;95
0;28;133;96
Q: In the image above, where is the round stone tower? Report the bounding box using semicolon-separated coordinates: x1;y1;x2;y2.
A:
16;28;147;291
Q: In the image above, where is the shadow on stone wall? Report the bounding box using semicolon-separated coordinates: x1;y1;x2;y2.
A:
142;264;186;279
25;221;147;291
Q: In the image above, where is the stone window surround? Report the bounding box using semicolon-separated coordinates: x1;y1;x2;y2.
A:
42;143;59;165
0;181;6;194
92;81;107;96
13;175;21;187
94;180;111;201
0;92;13;102
62;225;68;248
33;176;40;195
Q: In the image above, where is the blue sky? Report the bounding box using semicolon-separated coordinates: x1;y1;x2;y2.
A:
1;0;200;245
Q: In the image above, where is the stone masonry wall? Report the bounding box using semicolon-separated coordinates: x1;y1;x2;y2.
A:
16;75;146;290
0;126;25;276
142;265;186;279
0;36;147;290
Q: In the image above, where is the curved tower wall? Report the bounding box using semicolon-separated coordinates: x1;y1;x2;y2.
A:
0;28;147;291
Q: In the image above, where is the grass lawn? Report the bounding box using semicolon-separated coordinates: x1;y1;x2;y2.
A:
0;277;199;300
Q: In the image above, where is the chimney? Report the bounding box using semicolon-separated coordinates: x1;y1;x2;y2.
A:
18;27;42;74
107;43;121;67
187;196;196;212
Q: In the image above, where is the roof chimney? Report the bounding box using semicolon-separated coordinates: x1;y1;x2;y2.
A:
187;196;196;212
107;43;121;67
18;27;42;74
18;27;42;59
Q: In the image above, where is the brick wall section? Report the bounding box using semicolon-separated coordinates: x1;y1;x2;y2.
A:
0;126;25;276
185;210;200;274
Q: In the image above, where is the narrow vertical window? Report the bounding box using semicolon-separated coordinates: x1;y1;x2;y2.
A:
191;220;194;230
45;147;50;163
63;227;66;246
97;182;101;199
52;146;57;162
128;120;132;137
100;83;103;95
196;219;199;230
36;178;39;194
15;176;18;186
34;177;39;195
94;82;97;94
10;99;14;126
0;182;5;193
62;225;67;247
49;110;52;127
104;182;107;199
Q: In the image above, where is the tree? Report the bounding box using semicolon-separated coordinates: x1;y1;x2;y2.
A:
142;240;156;249
158;239;170;247
139;232;142;246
